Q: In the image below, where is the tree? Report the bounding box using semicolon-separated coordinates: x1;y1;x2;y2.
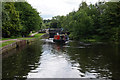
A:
69;9;94;40
100;2;120;41
2;2;22;37
14;2;42;36
48;1;120;42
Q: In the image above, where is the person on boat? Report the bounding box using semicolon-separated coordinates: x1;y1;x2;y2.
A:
54;32;60;40
57;32;59;35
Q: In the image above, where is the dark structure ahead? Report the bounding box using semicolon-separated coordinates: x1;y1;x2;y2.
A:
48;28;70;38
49;28;61;38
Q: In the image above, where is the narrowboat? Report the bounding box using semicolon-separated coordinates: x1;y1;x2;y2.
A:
53;33;69;43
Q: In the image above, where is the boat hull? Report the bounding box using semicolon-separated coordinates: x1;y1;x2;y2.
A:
53;39;66;43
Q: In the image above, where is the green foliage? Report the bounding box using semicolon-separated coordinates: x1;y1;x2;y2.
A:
50;16;62;28
1;40;16;47
14;2;42;36
2;2;22;38
50;1;120;42
71;10;94;39
42;19;51;29
2;2;42;38
99;2;120;42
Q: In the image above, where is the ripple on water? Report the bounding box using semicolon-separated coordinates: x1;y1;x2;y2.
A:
35;62;41;65
28;65;34;67
63;45;71;48
77;46;85;48
30;70;38;73
63;46;85;49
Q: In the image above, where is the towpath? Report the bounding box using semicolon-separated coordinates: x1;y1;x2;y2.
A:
0;32;38;43
0;39;19;43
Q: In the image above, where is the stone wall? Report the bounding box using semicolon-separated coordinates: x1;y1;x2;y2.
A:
1;39;35;54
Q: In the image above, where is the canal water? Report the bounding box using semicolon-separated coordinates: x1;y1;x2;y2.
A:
2;39;120;79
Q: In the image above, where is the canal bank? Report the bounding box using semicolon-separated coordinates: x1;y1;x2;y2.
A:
0;33;49;54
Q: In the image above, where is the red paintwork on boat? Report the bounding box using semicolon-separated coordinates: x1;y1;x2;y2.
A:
54;35;60;40
53;35;66;43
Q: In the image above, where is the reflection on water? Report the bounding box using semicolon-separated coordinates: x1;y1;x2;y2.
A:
27;42;81;78
2;39;120;79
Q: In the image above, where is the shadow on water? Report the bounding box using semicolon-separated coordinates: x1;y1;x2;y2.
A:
65;41;120;79
2;40;43;79
2;39;120;79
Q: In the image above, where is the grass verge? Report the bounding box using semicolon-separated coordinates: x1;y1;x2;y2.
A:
80;39;97;43
1;33;45;48
0;40;16;48
34;33;45;38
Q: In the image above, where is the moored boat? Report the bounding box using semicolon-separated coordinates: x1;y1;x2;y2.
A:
53;33;69;43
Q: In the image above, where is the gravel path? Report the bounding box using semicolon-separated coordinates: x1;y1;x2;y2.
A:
30;32;38;37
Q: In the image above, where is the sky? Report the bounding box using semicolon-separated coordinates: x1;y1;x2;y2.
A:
26;0;109;20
